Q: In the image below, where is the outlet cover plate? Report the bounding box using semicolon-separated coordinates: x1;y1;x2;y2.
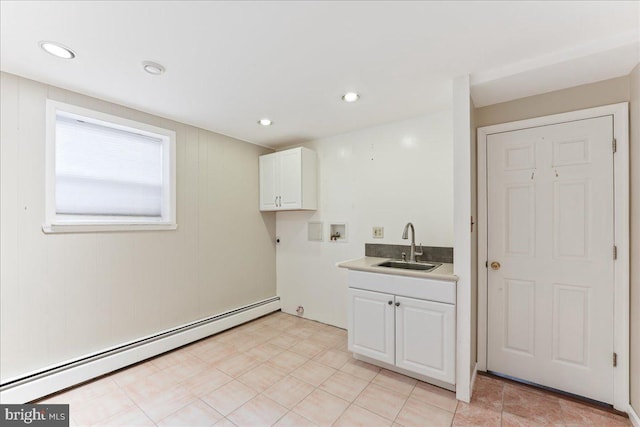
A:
373;226;384;238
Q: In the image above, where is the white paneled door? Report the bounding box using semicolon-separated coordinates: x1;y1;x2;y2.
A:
486;116;615;403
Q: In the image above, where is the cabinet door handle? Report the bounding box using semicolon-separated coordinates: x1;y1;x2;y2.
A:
395;302;400;307
274;196;278;207
388;301;393;305
279;196;282;206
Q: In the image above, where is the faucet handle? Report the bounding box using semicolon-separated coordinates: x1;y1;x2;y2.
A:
401;252;407;262
415;243;424;256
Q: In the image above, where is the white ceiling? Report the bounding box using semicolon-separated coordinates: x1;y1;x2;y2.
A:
1;1;638;148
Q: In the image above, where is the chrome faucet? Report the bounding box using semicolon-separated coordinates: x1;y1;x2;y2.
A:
402;222;423;262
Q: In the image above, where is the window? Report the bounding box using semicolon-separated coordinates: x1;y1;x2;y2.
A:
44;100;176;232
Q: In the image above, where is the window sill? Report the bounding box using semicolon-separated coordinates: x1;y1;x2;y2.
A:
42;223;178;234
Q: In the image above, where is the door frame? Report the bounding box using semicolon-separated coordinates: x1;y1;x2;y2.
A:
476;103;629;411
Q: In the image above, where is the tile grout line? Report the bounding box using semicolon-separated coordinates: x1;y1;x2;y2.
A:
96;373;148;427
390;382;416;426
286;407;317;427
496;385;502;427
39;312;628;427
324;358;374;426
499;379;505;426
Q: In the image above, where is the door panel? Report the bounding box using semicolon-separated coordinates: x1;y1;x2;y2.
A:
487;116;614;403
347;288;394;364
505;183;535;256
554;180;589;259
552;283;590;366
503;279;535;356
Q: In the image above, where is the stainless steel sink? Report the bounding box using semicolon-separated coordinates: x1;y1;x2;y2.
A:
375;260;441;272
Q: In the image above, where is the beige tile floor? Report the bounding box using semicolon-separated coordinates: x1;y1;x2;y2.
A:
37;311;630;426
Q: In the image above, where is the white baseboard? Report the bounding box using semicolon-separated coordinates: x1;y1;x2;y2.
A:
629;404;640;427
0;297;280;403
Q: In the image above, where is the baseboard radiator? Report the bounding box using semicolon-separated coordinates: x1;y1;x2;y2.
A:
0;297;281;403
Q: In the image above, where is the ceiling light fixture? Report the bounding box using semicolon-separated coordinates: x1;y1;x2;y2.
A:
342;92;360;102
258;118;273;126
39;41;76;59
142;61;165;75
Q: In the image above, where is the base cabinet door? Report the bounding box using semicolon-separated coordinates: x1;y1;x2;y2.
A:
347;288;395;365
395;296;455;384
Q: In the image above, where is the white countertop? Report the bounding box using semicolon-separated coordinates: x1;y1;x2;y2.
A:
337;256;457;282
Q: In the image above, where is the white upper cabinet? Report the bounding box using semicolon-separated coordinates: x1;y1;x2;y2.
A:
259;147;317;211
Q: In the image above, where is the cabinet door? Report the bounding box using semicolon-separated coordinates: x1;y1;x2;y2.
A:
395;296;455;384
259;153;279;211
348;288;395;365
278;148;302;209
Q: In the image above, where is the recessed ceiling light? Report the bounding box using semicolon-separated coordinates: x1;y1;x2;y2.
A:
258;118;273;126
39;41;76;59
342;92;360;102
142;61;165;75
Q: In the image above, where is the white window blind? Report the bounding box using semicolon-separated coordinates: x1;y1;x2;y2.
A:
44;100;176;233
55;114;164;217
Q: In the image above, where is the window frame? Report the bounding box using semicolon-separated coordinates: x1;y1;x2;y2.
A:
44;100;177;233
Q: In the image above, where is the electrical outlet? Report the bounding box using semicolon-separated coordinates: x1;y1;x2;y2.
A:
372;226;384;238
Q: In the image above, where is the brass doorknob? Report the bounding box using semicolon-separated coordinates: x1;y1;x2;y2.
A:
490;261;501;270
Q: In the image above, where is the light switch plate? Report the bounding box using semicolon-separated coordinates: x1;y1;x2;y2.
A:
372;226;384;238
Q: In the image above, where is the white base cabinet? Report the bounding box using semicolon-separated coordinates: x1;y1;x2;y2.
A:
347;271;456;386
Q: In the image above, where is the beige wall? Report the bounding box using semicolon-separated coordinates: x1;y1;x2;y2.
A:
0;72;276;381
475;75;630;127
630;63;640;414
